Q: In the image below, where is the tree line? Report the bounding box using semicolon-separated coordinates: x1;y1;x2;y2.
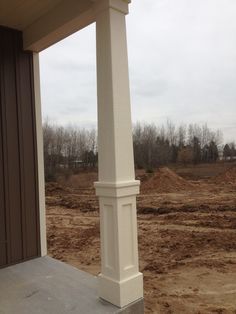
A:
43;120;97;181
43;120;235;180
133;121;235;169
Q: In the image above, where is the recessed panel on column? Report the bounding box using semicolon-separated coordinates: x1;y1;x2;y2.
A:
120;203;135;270
103;204;116;272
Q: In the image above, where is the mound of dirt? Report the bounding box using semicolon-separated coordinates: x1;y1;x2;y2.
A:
141;167;194;193
58;172;98;189
212;166;236;186
46;182;70;196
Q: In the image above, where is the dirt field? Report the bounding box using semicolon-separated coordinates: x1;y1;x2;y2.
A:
46;162;236;313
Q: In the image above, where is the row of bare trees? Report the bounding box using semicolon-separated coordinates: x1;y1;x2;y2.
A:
133;121;223;169
43;120;97;181
43;120;235;180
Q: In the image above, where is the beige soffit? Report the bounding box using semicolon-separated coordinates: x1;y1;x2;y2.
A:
0;0;63;30
0;0;95;52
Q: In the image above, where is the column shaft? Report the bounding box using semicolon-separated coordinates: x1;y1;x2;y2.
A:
95;0;143;308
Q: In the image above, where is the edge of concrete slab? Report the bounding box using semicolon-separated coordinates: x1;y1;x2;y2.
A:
0;257;144;314
99;297;144;314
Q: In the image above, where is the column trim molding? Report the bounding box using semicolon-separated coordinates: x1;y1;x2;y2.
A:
94;180;140;197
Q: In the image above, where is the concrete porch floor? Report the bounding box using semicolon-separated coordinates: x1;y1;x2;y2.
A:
0;257;144;314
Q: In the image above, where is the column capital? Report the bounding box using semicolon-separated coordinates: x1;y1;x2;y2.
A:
93;0;131;16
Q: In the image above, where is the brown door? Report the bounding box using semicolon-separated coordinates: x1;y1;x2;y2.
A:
0;26;41;267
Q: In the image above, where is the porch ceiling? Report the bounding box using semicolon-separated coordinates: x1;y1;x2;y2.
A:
0;0;63;30
0;0;95;52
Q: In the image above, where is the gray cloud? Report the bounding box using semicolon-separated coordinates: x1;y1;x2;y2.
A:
40;0;236;142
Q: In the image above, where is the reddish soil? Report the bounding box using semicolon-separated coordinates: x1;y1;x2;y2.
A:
212;166;236;186
139;167;195;194
46;163;236;313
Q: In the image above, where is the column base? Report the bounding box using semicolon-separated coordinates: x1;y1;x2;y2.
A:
98;272;143;308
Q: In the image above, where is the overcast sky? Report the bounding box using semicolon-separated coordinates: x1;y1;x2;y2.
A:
40;0;236;143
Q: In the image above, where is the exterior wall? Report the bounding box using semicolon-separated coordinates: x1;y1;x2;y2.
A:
0;26;40;268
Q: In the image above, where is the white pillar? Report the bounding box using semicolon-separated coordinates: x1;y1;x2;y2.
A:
33;53;47;257
94;0;143;308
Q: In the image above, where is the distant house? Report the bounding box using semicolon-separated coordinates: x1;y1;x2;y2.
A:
0;1;143;313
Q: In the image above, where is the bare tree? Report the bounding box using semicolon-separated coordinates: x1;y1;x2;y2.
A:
43;119;227;181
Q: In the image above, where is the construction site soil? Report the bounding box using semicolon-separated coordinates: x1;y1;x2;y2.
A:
46;162;236;313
